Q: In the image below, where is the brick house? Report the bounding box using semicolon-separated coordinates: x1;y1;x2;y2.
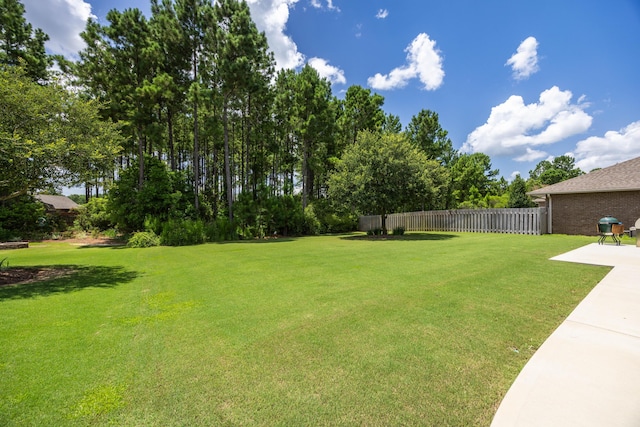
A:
528;156;640;235
34;195;79;225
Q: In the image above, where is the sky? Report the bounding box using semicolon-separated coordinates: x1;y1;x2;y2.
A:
22;0;640;180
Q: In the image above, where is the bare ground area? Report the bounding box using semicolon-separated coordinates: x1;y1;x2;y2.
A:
0;237;124;286
0;267;75;287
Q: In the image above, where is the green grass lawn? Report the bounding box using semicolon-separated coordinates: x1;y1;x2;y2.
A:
0;233;609;426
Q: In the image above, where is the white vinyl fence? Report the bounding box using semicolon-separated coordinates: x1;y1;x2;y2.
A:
359;208;548;235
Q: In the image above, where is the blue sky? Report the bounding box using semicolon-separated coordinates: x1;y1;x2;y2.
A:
23;0;640;180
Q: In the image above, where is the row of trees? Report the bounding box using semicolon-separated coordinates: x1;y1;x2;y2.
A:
1;0;585;239
70;0;512;218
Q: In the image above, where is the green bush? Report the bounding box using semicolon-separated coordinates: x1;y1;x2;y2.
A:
205;217;236;242
160;219;206;246
392;226;406;236
303;204;322;235
367;228;383;236
126;231;160;248
108;156;196;233
305;199;357;234
0;195;46;240
234;189;307;238
73;197;113;231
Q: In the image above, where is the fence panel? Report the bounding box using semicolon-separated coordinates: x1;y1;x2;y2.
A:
358;208;548;235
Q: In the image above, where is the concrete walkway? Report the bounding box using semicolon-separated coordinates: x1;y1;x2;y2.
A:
491;243;640;427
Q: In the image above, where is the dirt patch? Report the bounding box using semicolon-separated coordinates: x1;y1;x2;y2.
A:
39;237;126;247
0;267;75;287
0;237;124;287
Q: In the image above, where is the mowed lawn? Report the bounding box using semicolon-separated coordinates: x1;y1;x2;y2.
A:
0;233;608;426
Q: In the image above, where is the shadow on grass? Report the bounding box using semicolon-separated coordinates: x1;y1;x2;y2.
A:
76;244;127;250
0;265;138;301
213;237;298;244
341;232;459;242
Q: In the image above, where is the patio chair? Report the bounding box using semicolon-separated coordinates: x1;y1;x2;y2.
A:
611;223;624;246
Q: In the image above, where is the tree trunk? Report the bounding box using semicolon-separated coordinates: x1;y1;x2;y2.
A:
168;109;176;171
137;126;144;190
194;97;199;211
381;211;388;235
223;100;233;221
302;140;308;209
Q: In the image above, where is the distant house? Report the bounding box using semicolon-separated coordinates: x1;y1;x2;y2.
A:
528;156;640;235
34;195;79;224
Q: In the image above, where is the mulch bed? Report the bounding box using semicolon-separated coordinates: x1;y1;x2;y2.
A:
0;237;123;287
0;267;75;287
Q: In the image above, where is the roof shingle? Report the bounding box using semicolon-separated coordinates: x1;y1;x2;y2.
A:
528;156;640;196
34;195;79;210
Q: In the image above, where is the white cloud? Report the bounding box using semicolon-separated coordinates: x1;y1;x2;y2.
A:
22;0;95;59
308;57;346;85
325;0;339;11
463;86;593;161
514;148;548;162
247;0;305;70
506;36;539;80
376;9;389;19
367;33;444;91
572;120;640;171
310;0;339;11
248;0;340;71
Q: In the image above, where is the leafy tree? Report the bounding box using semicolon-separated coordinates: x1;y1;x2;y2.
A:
406;109;455;165
449;153;499;208
77;8;156;189
175;0;213;211
0;0;51;81
67;194;87;205
0;66;122;202
529;155;583;187
73;197;113;231
0;194;45;240
382;113;402;134
290;65;336;207
214;0;274;220
328;131;444;234
107;156;195;232
508;174;535;208
149;0;191;172
273;68;298;194
337;85;385;149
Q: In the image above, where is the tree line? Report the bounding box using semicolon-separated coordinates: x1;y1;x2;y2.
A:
0;0;584;240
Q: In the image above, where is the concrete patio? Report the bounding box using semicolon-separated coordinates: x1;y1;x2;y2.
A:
491;243;640;427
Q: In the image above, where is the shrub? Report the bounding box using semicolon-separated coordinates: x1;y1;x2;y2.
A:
74;197;113;231
303;204;322;235
0;195;46;240
108;156;196;233
160;219;206;246
234;189;306;238
367;228;383;236
205;217;236;242
126;231;160;248
305;199;357;234
392;226;406;236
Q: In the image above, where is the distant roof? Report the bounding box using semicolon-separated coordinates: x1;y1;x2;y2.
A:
528;156;640;196
34;195;79;210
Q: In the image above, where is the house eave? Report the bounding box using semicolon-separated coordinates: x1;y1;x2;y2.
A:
527;187;640;196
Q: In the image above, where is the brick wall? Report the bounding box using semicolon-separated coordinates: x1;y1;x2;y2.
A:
551;191;640;235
